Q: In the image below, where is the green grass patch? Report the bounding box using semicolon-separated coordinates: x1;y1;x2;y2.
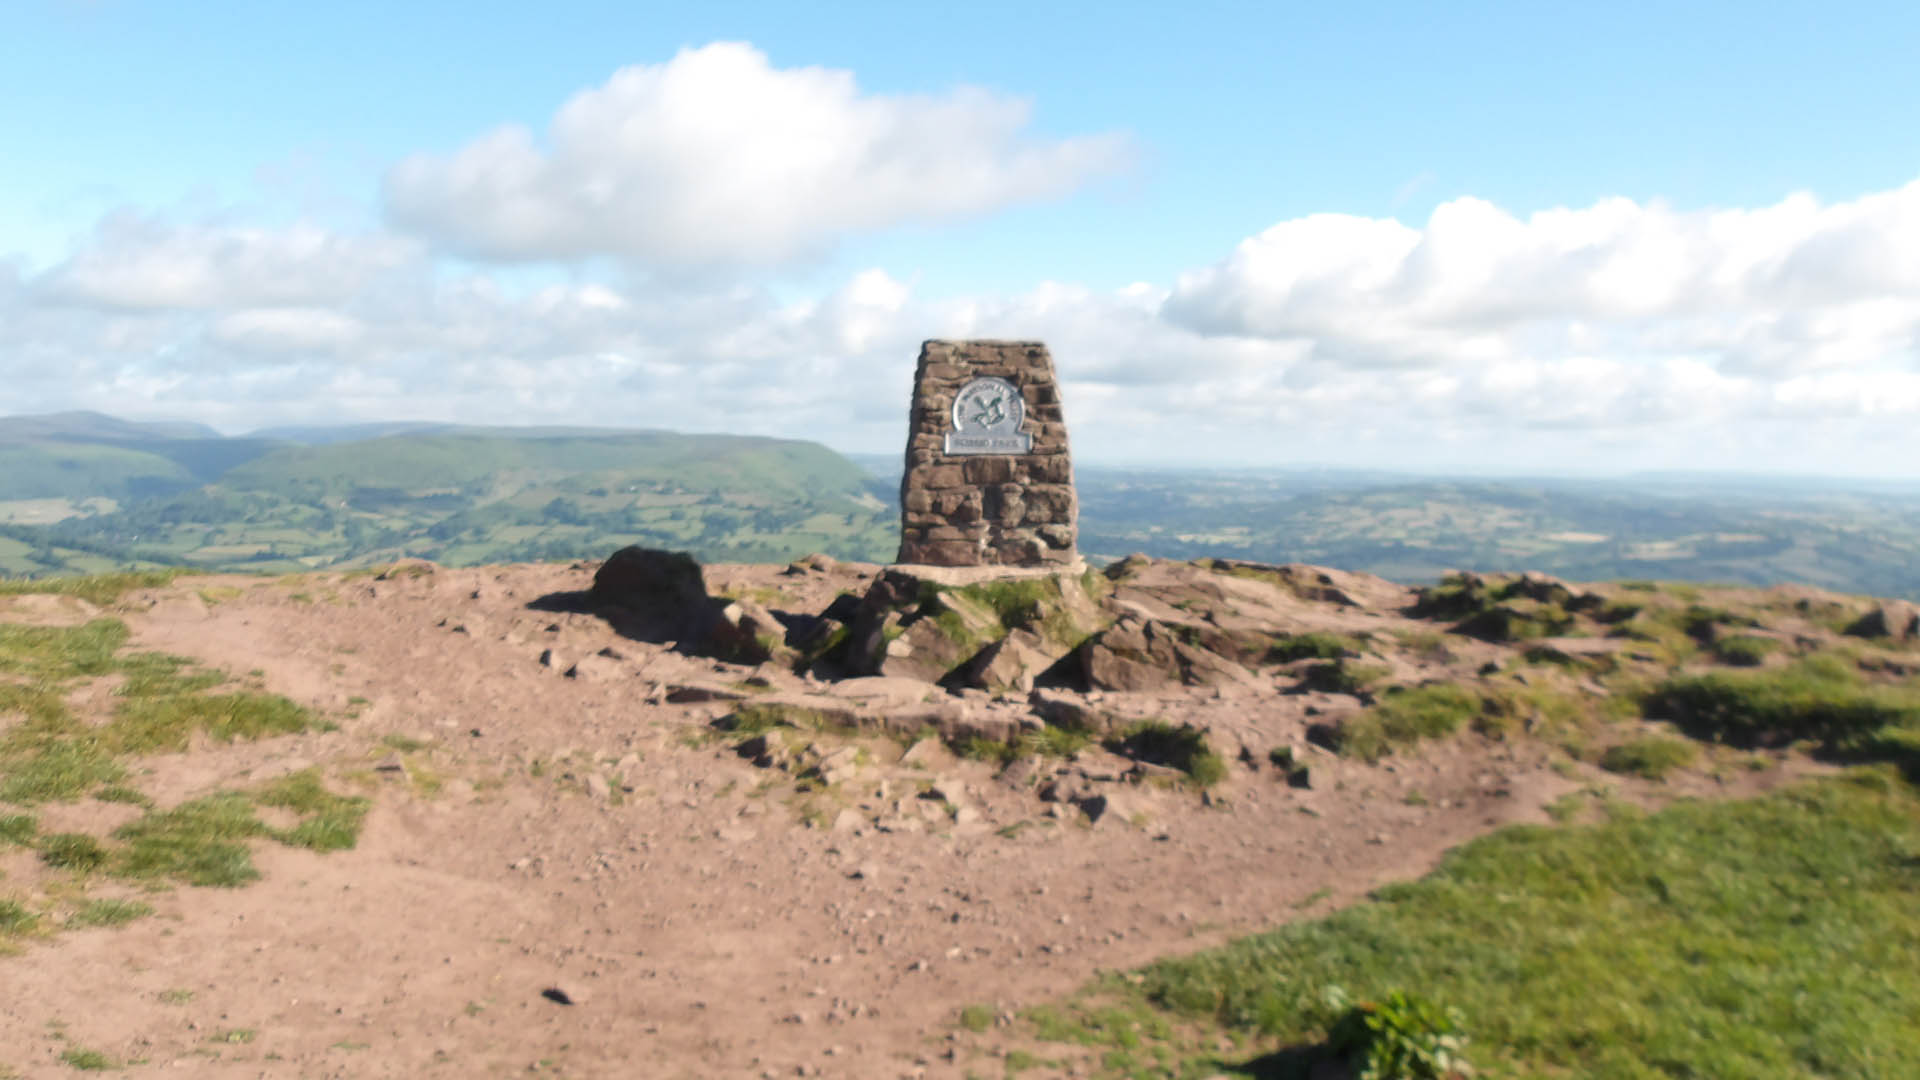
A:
38;832;108;871
1391;629;1453;663
106;681;312;754
0;617;130;679
57;1047;115;1071
92;784;151;807
0;569;180;606
1036;772;1920;1078
0;813;38;847
66;898;154;929
112;792;266;887
1600;735;1699;780
959;1003;995;1033
1644;653;1920;769
1712;634;1779;667
0;899;39;936
1335;684;1480;762
256;768;370;852
721;702;851;738
0;739;125;805
0;617;315;804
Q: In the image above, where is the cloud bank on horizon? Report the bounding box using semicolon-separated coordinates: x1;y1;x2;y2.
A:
5;38;1919;475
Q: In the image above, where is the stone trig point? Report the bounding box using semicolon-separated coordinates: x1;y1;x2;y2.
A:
896;340;1077;567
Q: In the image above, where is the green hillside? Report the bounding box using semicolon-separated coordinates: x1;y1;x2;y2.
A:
221;429;873;502
0;416;895;576
0;412;282;502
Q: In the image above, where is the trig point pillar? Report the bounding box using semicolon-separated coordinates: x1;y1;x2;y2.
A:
896;340;1077;567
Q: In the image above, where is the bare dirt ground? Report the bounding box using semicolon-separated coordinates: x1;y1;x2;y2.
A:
0;561;1820;1079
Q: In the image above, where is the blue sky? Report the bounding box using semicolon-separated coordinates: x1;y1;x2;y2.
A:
4;1;1919;473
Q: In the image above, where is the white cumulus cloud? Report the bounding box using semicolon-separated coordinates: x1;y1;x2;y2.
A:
37;213;418;311
382;42;1133;266
1164;181;1920;382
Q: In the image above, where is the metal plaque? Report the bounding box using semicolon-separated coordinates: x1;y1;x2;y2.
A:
944;376;1032;455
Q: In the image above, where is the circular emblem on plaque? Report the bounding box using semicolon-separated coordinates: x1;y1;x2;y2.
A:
952;377;1024;434
945;376;1033;454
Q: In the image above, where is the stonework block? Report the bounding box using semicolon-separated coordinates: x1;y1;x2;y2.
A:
896;340;1078;567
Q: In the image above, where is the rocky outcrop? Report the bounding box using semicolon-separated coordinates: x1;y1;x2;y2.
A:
1845;601;1920;641
1078;616;1260;693
843;566;1110;689
589;545;792;663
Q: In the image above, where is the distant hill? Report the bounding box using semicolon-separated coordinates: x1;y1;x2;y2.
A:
0;410;222;443
0;414;896;577
243;421;456;445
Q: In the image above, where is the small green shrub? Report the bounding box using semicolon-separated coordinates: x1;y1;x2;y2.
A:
38;832;108;871
58;1047;115;1071
1324;986;1473;1080
1108;721;1228;787
958;1003;995;1033
1600;736;1699;780
1412;575;1494;619
1453;603;1573;643
1300;659;1386;696
1269;632;1360;663
1712;635;1777;667
956;736;1018;765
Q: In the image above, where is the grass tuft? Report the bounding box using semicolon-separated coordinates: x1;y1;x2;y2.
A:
0;813;37;847
256;769;370;852
67;898;154;929
57;1047;115;1071
959;1003;995;1033
1712;634;1779;667
0;899;39;936
38;832;109;872
1600;735;1699;780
